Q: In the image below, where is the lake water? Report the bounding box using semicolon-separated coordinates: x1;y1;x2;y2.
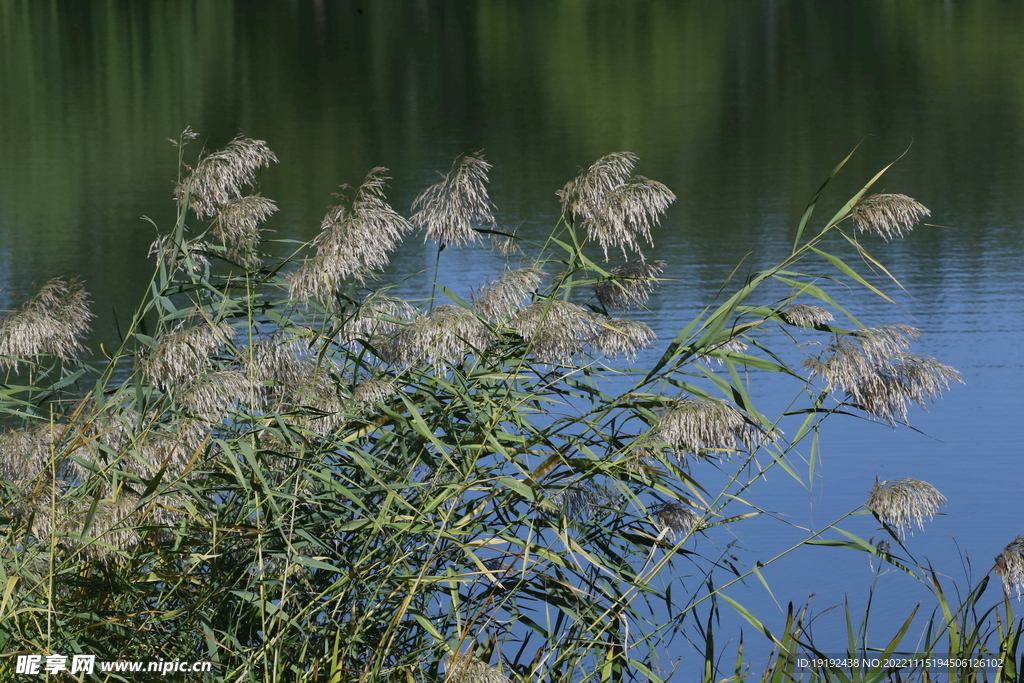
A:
2;0;1023;673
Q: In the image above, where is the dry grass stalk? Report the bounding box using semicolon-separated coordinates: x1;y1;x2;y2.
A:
411;153;495;247
657;397;759;458
289;169;412;301
594;260;665;309
804;325;962;424
177;135;278;219
557;152;675;259
851;194;930;241
995;537;1024;598
0;279;92;369
866;477;946;538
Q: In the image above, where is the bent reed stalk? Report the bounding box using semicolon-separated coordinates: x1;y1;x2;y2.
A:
0;131;1014;682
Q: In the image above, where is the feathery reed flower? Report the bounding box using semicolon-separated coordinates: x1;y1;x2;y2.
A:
866;477;946;538
177;135;278;218
511;300;597;364
444;653;511;683
652;502;701;542
697;338;749;365
179;370;259;417
212;194;279;267
411;153;495;247
594;260;665;309
473;267;545;321
289;169;412;300
0;279;92;369
489;228;521;257
850;193;930;241
343;293;418;344
557;153;676;259
136;320;233;391
0;424;60;482
782;304;835;328
349;378;395;406
804;325;962;424
148;234;212;273
656;397;759;458
995;537;1024;598
385;305;494;368
589;316;656;360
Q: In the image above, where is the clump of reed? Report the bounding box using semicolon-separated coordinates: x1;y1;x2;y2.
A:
0;132;995;683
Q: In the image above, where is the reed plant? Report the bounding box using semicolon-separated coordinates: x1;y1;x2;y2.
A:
0;132;1013;682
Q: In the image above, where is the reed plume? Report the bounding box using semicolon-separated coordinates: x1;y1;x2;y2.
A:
589;316;656;360
558;153;675;259
385;305;494;368
782;304;835;328
511;300;597;364
995;537;1024;598
594;260;665;309
804;325;961;424
472;267;545;321
657;397;759;458
445;653;511;683
0;279;92;369
652;502;701;542
289;168;412;301
851;193;930;241
136;320;233;390
866;477;946;538
412;152;495;247
177;135;278;218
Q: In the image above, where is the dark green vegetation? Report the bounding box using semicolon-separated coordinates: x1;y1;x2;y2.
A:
0;133;1021;682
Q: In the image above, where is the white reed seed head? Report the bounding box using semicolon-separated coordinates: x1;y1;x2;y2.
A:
995;537;1024;598
594;260;665;309
177;135;278;219
697;338;749;366
866;477;946;538
557;152;676;260
289;169;412;300
444;653;511;683
588;316;656;360
385;305;495;368
344;294;418;344
136;321;233;391
412;153;495;247
0;279;93;369
804;325;961;425
782;304;835;328
510;300;597;364
349;378;395;406
851;193;931;242
473;267;545;321
657;397;759;458
653;503;701;542
213;194;279;267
